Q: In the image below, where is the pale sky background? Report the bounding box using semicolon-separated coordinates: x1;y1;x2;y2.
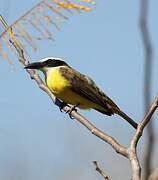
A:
0;0;158;180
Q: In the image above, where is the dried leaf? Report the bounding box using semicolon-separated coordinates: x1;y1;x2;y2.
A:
80;0;96;5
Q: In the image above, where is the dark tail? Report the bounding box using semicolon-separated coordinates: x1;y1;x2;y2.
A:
113;108;138;129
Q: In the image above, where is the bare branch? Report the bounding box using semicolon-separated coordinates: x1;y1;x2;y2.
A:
69;110;128;157
128;95;158;180
93;161;110;180
139;0;155;179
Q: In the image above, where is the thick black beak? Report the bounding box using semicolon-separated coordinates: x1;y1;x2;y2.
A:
24;62;43;69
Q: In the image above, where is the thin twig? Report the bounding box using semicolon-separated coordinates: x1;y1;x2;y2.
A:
93;161;110;180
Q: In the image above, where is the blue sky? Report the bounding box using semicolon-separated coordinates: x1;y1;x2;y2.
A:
0;0;158;179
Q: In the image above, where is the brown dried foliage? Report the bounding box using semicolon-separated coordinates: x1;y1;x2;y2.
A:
0;0;95;64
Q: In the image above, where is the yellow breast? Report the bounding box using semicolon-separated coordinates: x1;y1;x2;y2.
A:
46;67;70;94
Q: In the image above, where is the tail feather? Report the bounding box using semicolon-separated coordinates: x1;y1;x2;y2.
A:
113;107;138;129
95;108;113;116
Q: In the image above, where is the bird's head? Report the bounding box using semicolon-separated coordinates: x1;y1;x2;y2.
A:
24;57;68;73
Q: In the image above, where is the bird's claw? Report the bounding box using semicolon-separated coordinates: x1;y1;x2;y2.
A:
59;102;68;112
59;102;78;119
66;104;78;119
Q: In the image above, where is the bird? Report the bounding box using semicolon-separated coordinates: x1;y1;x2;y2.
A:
25;57;138;129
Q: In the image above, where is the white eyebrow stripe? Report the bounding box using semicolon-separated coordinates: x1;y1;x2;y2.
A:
38;57;63;62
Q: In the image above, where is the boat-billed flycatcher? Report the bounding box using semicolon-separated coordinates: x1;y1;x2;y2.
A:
25;57;138;129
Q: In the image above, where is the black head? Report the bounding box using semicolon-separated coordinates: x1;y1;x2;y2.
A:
24;57;68;69
43;58;68;67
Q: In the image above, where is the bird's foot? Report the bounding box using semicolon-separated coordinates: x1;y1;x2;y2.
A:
66;104;79;119
59;102;69;112
59;102;79;119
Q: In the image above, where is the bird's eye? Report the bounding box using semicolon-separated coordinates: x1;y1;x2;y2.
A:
46;59;55;67
47;59;53;63
45;59;52;65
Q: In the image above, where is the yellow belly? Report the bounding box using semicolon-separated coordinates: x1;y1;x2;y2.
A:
55;88;97;109
46;67;99;109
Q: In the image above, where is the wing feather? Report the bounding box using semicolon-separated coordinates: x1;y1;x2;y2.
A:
60;66;119;113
